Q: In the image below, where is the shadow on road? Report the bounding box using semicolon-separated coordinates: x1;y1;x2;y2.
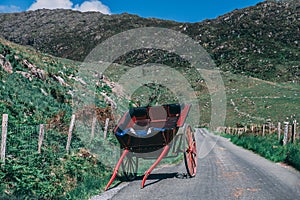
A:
131;172;190;188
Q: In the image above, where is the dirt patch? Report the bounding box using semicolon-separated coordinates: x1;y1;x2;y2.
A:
233;187;259;199
246;188;259;192
222;171;242;179
233;188;244;199
217;147;226;151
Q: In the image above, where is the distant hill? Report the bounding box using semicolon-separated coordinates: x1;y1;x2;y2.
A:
0;0;299;82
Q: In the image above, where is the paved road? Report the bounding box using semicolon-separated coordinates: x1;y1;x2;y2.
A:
93;129;300;200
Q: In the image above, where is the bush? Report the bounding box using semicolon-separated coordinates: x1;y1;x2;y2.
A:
286;144;300;171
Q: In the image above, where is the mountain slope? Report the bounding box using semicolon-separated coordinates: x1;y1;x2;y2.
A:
185;1;299;81
0;37;76;125
0;1;299;82
0;9;178;61
0;38;118;199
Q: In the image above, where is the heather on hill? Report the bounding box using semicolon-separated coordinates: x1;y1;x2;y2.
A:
0;1;299;82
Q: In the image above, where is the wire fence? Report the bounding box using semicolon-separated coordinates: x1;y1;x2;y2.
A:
1;114;120;167
216;120;299;145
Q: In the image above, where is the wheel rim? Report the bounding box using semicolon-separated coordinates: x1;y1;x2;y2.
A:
184;125;197;177
121;152;138;181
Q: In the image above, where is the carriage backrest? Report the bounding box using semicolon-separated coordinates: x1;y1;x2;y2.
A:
130;107;148;120
148;106;167;122
167;104;181;117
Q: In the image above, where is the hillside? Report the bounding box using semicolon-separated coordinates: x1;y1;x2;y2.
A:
0;37;76;125
0;37;121;199
0;1;299;82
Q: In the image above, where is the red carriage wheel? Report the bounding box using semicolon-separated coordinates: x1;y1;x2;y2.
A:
183;124;197;177
121;151;138;181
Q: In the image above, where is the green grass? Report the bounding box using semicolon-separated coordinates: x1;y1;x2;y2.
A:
221;72;300;126
286;144;300;171
0;125;115;200
0;38;116;199
103;62;300;128
221;133;300;171
0;38;75;125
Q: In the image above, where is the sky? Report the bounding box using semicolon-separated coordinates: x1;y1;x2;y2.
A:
0;0;264;22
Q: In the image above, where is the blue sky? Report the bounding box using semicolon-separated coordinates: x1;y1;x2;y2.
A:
0;0;264;22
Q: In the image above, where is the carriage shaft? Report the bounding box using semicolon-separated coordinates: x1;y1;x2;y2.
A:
141;144;170;188
105;149;129;191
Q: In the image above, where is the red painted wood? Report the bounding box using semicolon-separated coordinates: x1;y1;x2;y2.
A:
105;149;129;191
177;104;192;127
141;145;170;188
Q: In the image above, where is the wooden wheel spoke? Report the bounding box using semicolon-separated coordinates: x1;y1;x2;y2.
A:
183;124;197;177
190;154;196;166
124;158;129;166
129;159;135;174
121;152;138;181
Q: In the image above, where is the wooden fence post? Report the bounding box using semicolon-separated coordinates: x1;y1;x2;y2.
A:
90;113;97;142
1;114;8;165
277;122;281;142
262;124;265;137
283;122;289;146
103;118;109;139
289;125;292;143
66;114;76;153
38;124;44;154
292;120;297;144
270;123;275;134
266;118;271;134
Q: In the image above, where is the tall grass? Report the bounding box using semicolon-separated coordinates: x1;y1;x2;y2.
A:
223;133;300;171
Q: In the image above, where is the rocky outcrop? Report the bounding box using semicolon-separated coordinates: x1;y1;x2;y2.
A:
23;59;46;80
0;54;13;74
52;74;69;86
16;71;32;81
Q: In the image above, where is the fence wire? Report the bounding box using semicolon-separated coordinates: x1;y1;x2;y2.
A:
1;121;120;168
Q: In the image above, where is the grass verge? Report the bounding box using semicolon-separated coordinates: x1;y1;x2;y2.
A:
220;133;300;171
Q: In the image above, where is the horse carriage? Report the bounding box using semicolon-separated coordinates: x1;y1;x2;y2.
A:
105;103;197;190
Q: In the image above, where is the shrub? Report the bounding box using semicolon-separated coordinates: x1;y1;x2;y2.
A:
286;144;300;171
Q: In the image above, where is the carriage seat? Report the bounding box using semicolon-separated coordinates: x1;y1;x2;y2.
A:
116;104;181;136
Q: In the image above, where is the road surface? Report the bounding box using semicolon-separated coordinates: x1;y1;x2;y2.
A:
93;129;300;200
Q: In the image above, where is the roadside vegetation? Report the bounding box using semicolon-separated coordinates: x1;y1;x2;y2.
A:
221;133;300;171
0;38;118;199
